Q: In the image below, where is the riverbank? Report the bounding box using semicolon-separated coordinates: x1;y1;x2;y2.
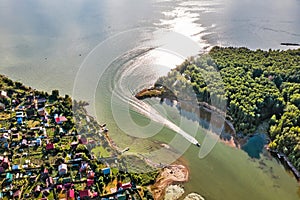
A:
135;85;300;183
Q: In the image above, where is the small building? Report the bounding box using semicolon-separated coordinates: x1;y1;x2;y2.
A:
17;117;23;125
87;179;94;187
6;173;13;182
12;165;19;171
68;189;75;200
16;111;25;118
102;167;111;175
46;143;54;151
0;90;7;98
36;138;42;146
87;171;95;179
13;190;21;199
2;157;9;169
121;182;132;189
58;164;68;176
79;190;91;199
55;114;67;124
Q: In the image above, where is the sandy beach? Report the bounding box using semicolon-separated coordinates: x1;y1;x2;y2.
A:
151;165;189;200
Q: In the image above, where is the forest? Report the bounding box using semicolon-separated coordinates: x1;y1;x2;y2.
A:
155;47;300;171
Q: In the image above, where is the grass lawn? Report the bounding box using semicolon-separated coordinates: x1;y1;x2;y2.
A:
91;146;111;158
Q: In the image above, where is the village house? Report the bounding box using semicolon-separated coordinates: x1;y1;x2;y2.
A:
58;164;68;176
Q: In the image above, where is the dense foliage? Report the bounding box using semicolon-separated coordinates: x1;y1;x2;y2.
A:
156;47;300;170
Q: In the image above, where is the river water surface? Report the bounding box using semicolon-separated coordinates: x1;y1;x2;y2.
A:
0;0;300;199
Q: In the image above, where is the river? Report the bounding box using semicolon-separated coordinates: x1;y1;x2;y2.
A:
0;0;300;199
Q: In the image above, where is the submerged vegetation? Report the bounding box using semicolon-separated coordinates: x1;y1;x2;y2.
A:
140;47;300;171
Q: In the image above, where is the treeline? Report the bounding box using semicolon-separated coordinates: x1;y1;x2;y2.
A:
156;47;300;170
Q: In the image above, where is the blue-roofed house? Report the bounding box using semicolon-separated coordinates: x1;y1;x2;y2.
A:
12;165;19;171
102;167;111;175
17;117;23;125
36;138;42;146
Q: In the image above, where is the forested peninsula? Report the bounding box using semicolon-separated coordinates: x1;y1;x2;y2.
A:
136;47;300;172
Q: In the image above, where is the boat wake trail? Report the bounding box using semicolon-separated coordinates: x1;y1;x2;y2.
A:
104;48;200;147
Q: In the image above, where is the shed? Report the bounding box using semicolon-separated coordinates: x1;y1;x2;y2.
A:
58;164;68;175
87;171;95;179
13;190;21;198
55;115;67;124
122;182;132;189
17;117;23;125
6;173;13;182
79;190;91;198
68;189;75;200
46;143;54;151
102;167;111;175
12;165;19;171
87;179;94;186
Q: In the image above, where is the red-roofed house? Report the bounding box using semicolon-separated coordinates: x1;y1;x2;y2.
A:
68;189;75;200
55;116;67;124
122;182;132;189
87;171;95;179
87;179;94;187
79;190;91;198
46;143;54;151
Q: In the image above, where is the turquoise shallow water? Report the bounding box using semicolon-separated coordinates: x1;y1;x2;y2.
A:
92;50;300;199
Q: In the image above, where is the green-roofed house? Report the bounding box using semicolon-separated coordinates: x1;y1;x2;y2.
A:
6;173;13;182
